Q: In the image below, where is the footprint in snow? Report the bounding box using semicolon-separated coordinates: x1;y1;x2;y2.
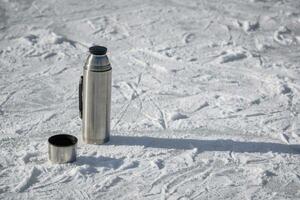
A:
151;159;165;170
168;112;189;121
182;33;196;44
236;20;259;33
217;49;248;64
14;166;42;193
273;26;296;46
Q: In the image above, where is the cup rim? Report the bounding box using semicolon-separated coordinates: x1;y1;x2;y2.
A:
48;134;78;147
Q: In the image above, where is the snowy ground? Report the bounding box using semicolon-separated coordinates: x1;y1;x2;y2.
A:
0;0;300;199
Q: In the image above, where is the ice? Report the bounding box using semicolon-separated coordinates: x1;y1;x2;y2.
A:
1;0;300;199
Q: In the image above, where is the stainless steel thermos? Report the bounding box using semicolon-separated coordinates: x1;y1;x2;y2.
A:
79;46;112;144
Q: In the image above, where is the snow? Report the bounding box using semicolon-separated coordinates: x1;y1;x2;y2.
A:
0;0;300;199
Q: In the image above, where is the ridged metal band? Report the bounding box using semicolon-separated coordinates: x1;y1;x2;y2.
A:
84;65;112;72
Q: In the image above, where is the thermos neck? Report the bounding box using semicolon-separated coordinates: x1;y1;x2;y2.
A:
84;54;111;72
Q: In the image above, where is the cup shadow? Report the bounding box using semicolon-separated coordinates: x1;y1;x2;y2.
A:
107;135;300;154
76;155;124;169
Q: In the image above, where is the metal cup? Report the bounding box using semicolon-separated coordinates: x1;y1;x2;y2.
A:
48;134;78;164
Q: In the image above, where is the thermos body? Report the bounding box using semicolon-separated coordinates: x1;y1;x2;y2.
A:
80;46;111;144
82;68;111;144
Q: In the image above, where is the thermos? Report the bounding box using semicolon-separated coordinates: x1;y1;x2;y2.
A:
79;46;112;144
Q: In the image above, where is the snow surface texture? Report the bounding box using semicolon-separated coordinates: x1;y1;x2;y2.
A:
0;0;300;199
